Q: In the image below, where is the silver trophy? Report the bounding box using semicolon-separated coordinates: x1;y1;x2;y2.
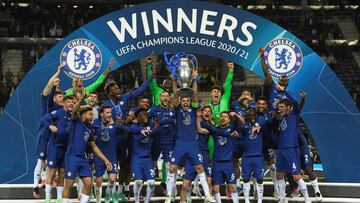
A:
164;52;198;97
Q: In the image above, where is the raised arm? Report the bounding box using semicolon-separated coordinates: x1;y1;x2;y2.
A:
229;112;245;125
42;64;63;96
171;75;180;107
299;91;306;111
83;58;114;94
123;75;153;99
71;94;87;119
192;70;199;104
258;47;273;86
119;124;142;134
146;57;163;105
284;89;300;113
221;62;234;103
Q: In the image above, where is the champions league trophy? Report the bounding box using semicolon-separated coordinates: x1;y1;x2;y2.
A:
164;51;198;97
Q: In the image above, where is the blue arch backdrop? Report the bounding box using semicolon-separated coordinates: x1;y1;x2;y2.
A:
0;0;359;183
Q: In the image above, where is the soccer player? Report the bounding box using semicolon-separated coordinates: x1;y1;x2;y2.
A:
33;64;63;198
92;105;121;203
41;95;75;203
259;48;291;112
119;108;159;203
290;91;323;201
103;72;153;200
148;91;176;193
274;88;311;203
197;111;247;203
231;89;256;195
180;106;213;203
239;109;266;203
64;58;114;98
165;71;215;203
146;55;174;192
62;95;112;203
255;96;279;198
208;62;234;159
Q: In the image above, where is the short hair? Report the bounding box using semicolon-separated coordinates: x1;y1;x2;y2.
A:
135;108;147;117
241;88;251;93
210;85;222;93
159;91;170;97
63;95;75;101
104;81;117;94
220;111;229;116
79;105;93;116
256;95;268;103
180;96;191;101
99;105;111;113
246;108;257;118
278;98;293;108
202;105;212;113
54;91;63;96
138;96;150;101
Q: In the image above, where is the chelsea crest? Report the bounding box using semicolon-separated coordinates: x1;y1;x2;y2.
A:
60;38;102;80
263;38;302;78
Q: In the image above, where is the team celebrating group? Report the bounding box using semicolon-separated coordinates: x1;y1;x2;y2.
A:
32;48;323;203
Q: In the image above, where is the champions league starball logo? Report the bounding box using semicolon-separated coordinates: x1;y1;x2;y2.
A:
264;38;303;78
60;38;102;80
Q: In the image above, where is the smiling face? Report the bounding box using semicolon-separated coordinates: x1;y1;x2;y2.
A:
246;109;257;124
137;110;148;124
202;107;212;121
138;98;150;110
277;99;292;117
88;93;98;106
219;112;230;127
82;110;94;124
210;88;221;104
63;98;74;112
101;107;112;123
278;76;289;89
256;99;268;114
54;92;64;106
181;97;191;111
240;90;251;98
160;92;170;107
108;84;121;98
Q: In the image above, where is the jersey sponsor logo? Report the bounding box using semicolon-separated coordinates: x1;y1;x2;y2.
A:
60;38;102;80
264;38;302;78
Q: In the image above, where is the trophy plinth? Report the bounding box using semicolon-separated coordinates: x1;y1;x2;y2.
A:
177;87;193;98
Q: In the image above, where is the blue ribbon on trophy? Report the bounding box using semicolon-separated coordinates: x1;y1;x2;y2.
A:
164;51;200;97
